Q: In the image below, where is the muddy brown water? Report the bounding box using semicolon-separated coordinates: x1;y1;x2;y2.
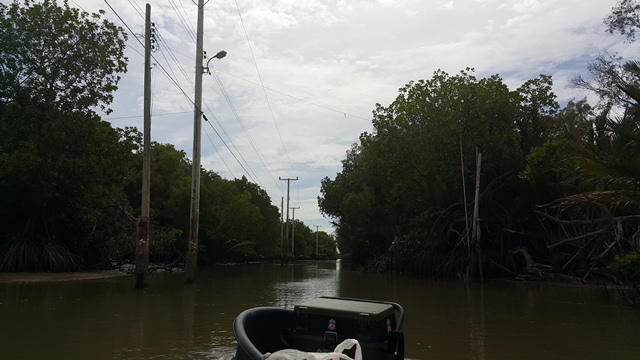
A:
1;260;639;359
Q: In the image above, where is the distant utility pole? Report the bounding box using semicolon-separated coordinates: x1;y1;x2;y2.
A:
279;177;298;258
280;197;284;265
135;3;152;289
290;206;300;255
314;225;322;260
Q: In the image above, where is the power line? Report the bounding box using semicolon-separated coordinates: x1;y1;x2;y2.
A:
108;110;192;120
202;126;235;178
202;114;259;185
214;67;371;122
103;0;357;216
104;0;195;107
155;32;195;91
234;0;296;180
168;0;196;42
103;0;143;47
103;0;259;188
151;1;264;189
126;0;145;19
210;68;283;192
201;107;263;187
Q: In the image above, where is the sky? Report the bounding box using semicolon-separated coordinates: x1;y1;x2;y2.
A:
60;0;638;235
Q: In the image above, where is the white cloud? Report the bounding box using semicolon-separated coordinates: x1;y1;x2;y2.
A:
510;0;546;13
437;1;455;10
63;0;639;234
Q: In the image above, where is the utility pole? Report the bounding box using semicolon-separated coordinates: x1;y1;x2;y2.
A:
472;148;483;282
280;197;284;265
184;0;226;284
185;0;206;284
290;206;300;256
135;3;152;289
314;225;322;260
279;177;298;258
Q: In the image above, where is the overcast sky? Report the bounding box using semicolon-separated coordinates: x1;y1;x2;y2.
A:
64;0;637;234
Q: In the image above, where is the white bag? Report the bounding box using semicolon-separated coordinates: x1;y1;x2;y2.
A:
319;338;363;360
266;338;362;360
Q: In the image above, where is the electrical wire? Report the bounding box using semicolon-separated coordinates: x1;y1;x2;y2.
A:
103;0;260;186
168;0;196;42
104;0;195;107
214;67;370;122
210;69;283;191
103;0;367;220
234;0;297;179
200;102;264;187
202;126;235;178
202;114;259;185
166;1;271;191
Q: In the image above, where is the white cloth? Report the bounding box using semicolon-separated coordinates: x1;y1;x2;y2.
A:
265;338;362;360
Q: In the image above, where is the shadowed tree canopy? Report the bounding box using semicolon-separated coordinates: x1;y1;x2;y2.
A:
319;69;559;272
0;0;128;115
0;0;130;271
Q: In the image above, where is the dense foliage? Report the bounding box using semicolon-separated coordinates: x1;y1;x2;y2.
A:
0;0;330;271
319;69;560;277
0;0;132;270
318;1;640;286
0;100;136;270
0;0;128;115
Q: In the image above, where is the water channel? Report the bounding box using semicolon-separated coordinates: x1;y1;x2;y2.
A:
1;260;639;360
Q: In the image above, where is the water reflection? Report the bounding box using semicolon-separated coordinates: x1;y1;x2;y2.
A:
271;261;340;308
466;286;485;360
1;261;640;360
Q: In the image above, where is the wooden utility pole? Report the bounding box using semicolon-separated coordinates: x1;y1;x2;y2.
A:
460;136;471;279
314;225;322;260
135;3;152;289
280;197;284;265
184;1;226;283
290;206;300;256
472;149;483;282
279;177;298;259
185;0;206;284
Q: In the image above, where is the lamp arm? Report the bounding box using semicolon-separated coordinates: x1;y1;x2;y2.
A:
203;50;227;74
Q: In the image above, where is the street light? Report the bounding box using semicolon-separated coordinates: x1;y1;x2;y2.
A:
203;50;227;74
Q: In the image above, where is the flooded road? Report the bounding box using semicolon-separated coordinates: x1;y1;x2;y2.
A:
1;260;639;359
